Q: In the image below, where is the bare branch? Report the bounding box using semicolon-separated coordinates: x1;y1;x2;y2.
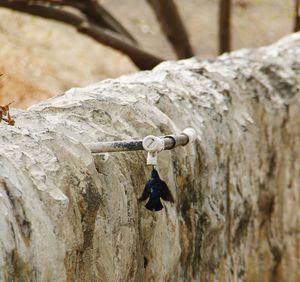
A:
219;0;231;54
9;0;136;42
295;0;300;32
78;22;163;70
80;0;137;43
0;2;83;25
147;0;194;59
0;1;163;69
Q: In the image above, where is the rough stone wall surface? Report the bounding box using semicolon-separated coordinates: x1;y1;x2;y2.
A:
0;33;299;282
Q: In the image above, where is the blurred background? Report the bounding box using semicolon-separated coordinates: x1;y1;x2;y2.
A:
0;0;295;108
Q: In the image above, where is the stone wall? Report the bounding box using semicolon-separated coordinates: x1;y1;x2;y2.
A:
0;33;299;281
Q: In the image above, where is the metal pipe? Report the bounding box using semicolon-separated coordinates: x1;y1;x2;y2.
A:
86;128;196;153
87;139;144;153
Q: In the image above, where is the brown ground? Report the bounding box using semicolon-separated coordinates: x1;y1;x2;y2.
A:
0;0;294;108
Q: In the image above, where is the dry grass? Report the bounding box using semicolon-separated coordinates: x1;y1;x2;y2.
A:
0;0;294;108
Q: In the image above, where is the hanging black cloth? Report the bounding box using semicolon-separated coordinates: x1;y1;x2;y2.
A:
138;168;174;211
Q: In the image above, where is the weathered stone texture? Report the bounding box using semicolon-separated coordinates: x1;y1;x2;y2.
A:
0;33;299;281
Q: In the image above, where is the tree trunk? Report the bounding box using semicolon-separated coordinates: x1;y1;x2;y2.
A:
0;34;299;281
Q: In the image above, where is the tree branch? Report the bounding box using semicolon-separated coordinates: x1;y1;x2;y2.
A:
8;0;136;42
0;2;83;25
219;0;232;54
80;0;137;43
0;1;163;69
147;0;194;59
295;0;300;32
78;22;163;70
